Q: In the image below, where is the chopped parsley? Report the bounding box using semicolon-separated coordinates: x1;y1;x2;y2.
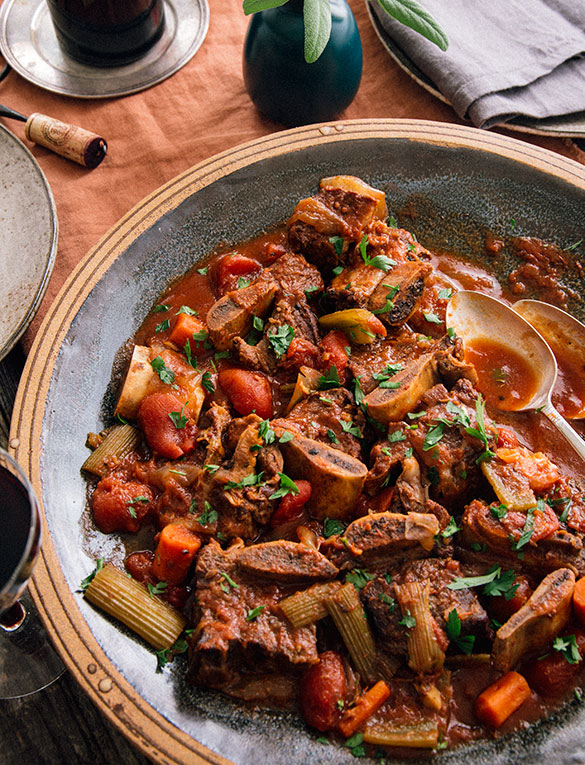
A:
372;363;403;382
279;430;294;444
353;376;365;407
387;214;398;228
150;356;175;384
345;569;375;590
329;235;344;257
219;572;239;593
192;330;209;347
437;288;452;300
423;312;442;324
340;419;363;438
197;501;218;525
464;395;495;463
446;609;475;654
203;463;220;474
197;266;209;275
155;318;170;333
246;606;266;622
566;238;583;252
387;430;406;444
324;518;347;538
423;422;445;451
345;732;366;758
269;473;299;500
237;276;250;289
226;472;265;490
448;565;519;600
378;592;396;613
359;234;395;272
318;366;341;390
258;419;275;445
152;304;170;313
327;429;340;444
202;371;215;394
332;265;344;276
490;503;508;520
553;634;581;665
176;305;198;316
147;581;168;599
510;503;539;551
268;324;295;356
253;314;265;332
183;339;197;369
155;636;189;671
442;517;460;539
78;557;104;592
168;402;188;429
398;610;416;629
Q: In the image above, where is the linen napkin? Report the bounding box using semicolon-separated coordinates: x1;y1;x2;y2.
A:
370;0;585;128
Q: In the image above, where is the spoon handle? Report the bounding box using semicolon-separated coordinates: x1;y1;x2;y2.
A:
541;402;585;462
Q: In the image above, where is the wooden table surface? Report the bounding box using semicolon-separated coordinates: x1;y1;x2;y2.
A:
1;0;584;763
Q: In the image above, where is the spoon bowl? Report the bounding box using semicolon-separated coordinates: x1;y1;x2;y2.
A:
514;299;585;419
446;290;585;461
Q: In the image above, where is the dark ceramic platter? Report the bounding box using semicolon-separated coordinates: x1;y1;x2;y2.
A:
10;120;585;764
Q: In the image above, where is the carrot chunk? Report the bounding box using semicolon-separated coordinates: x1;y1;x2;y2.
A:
169;313;206;350
152;523;202;585
338;680;391;738
474;671;531;728
573;577;585;627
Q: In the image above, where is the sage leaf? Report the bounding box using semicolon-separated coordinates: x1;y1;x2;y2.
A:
304;0;332;63
375;0;449;51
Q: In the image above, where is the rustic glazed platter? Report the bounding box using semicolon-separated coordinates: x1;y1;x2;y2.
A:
0;123;58;361
10;120;585;764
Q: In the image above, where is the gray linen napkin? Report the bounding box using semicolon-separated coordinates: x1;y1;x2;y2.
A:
371;0;585;128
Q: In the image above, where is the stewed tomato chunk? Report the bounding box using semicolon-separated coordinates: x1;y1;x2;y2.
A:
215;253;261;295
137;392;196;459
218;367;273;418
92;476;154;534
270;480;312;527
299;650;347;731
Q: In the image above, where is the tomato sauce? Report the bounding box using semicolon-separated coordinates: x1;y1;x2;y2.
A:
548;336;585;419
463;338;541;411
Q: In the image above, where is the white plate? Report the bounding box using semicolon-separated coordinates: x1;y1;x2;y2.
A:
0;124;58;360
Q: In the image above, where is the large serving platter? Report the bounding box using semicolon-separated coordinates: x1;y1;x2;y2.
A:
10;120;585;764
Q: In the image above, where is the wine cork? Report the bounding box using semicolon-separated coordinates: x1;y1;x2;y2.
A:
24;113;107;169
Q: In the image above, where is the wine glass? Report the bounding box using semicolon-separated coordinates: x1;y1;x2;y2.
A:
0;448;64;698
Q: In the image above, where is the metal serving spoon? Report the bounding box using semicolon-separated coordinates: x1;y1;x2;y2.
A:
446;290;585;461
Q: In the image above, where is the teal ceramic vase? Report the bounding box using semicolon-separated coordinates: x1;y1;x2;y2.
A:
243;0;363;127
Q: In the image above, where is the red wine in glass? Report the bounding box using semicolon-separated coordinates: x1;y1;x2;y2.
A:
0;449;64;698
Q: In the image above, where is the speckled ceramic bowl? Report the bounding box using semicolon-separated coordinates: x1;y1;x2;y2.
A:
10;120;585;764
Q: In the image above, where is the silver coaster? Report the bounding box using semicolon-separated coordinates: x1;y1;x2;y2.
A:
0;0;209;99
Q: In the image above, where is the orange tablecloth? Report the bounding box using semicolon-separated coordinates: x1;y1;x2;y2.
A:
1;0;583;350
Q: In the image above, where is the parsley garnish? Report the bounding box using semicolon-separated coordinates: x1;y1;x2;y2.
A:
446;609;475;654
79;557;104;592
197;266;209;275
345;569;375;590
318;366;341;390
423;422;445;451
168;401;188;429
329;235;344;257
226;472;265;490
127;495;149;504
183;339;197;369
197;501;218;525
147;581;168;598
442;517;460;539
398;610;416;629
510;503;540;551
387;431;406;444
279;430;293;444
345;732;366;758
324;518;347;538
269;473;299;500
424;312;442;324
359;234;395;272
372;362;403;382
150;356;175;384
202;371;215;394
237;276;250;289
155;319;170;333
155;636;189;672
553;634;581;665
437;288;452;300
378;592;396;612
192;330;209;348
177;305;197;316
353;376;365;407
246;606;266;622
387;214;397;227
203;464;220;474
258;419;275;445
566;238;583;252
268;324;294;356
464;395;495;463
448;565;519;600
327;429;340;444
219;572;239;591
340;419;363;438
253;314;265;332
490;503;508;520
153;304;170;313
332;265;344;276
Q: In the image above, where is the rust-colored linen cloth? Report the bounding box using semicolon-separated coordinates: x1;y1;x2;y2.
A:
0;0;582;350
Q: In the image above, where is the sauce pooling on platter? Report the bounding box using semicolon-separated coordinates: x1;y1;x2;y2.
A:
81;176;585;755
